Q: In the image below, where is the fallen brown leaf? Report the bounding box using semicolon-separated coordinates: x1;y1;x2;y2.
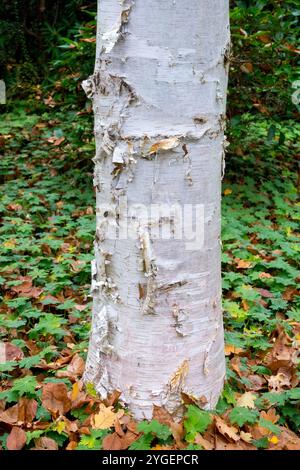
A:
236;392;257;409
258;272;272;279
215;434;256;450
7;427;26;450
41;382;71;417
215;416;240;443
66;441;78;450
260;408;279;424
103;390;121;407
224;344;244;356
11;276;43;298
102;432;123;450
195;433;214;450
56;353;85;381
92;404;117;430
282;287;299;301
181;392;208;407
247;374;266;391
170;422;185;450
256;288;273;298
268;370;291;391
236;259;252;269
0;398;38;425
152;405;173;426
5;343;24;361
114;417;125;437
33;437;58;450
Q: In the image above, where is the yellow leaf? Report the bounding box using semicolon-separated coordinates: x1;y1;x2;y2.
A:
3;239;16;249
224;188;232;195
240;431;253;443
55;420;66;434
236;392;257;409
224;344;244;356
149;137;180;154
151;444;173;450
92;404;116;430
71;382;79;401
236;259;252;269
269;435;279;445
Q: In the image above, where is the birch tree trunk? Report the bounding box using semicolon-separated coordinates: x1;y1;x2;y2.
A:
83;0;230;420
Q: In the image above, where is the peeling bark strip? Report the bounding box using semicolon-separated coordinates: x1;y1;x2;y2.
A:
84;0;229;420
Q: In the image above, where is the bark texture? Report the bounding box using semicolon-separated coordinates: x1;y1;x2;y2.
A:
83;0;230;420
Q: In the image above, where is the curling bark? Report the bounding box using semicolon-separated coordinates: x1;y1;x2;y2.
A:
83;0;230;420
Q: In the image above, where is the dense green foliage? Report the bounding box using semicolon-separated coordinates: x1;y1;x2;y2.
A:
0;0;299;451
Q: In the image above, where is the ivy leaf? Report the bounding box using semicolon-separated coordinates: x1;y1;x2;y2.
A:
186;443;202;450
128;434;153;450
13;376;38;396
0;361;18;373
76;429;108;450
229;407;259;427
184;405;212;441
253;437;269;449
26;429;45;444
258;418;281;436
287;388;300;401
137;420;171;441
255;392;287;408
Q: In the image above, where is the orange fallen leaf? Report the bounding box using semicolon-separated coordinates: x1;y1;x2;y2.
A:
103;389;121;407
224;344;244;356
260;409;279;425
257;34;271;44
258;272;272;279
240;62;253;73
66;441;78;450
92;404;117;430
236;259;251;269
224;188;232;196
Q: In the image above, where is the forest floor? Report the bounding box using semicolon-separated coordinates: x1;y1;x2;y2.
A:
0;104;299;450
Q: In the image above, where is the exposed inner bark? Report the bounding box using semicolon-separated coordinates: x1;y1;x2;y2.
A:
84;0;230;420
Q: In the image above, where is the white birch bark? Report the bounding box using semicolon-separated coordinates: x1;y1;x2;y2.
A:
83;0;230;420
